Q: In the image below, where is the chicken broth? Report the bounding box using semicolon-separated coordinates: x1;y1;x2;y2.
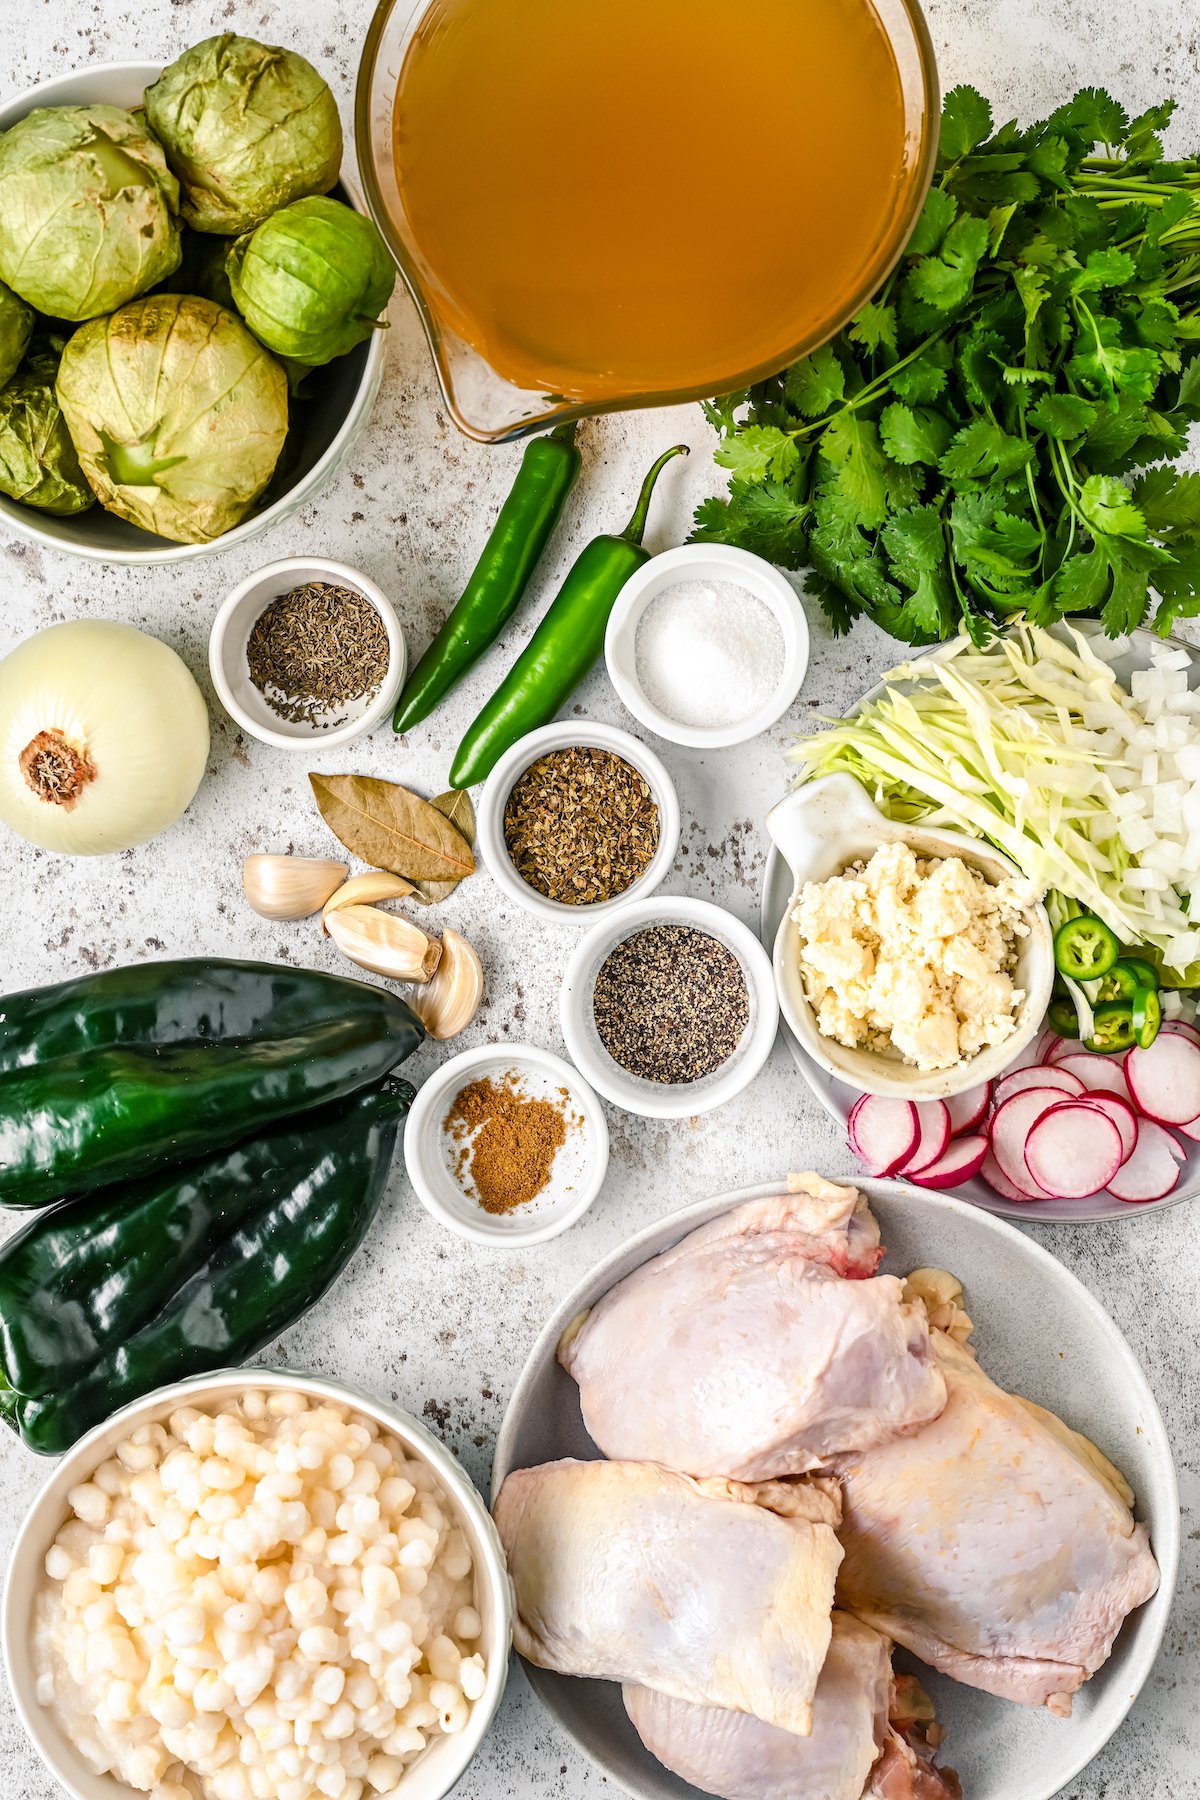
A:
391;0;923;402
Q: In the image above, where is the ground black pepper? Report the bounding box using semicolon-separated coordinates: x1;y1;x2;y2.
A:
592;924;749;1083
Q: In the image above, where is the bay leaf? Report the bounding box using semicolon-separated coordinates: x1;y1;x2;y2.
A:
309;773;475;883
410;790;478;905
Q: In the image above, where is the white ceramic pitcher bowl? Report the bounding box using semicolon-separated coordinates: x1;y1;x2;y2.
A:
766;774;1054;1101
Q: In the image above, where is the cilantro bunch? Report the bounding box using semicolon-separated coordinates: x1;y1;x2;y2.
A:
692;86;1200;642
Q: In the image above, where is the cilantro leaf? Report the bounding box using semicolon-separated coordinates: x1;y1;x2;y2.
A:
906;214;990;313
1068;310;1161;404
939;86;994;164
784;345;846;418
890;340;953;404
819;415;914;526
1070;248;1137;293
848;300;898;357
939;419;1033;483
880;403;954;466
1150;543;1200;631
1132;467;1200;538
956;328;1005;407
1027;391;1098;437
1045;88;1128;149
1176;355;1200;413
691;480;811;568
951;493;1044;594
713;424;799;485
700;392;748;437
1077;473;1150;541
907;188;958;256
881;506;959;638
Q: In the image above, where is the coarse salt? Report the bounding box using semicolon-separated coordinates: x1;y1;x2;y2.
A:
634;579;784;729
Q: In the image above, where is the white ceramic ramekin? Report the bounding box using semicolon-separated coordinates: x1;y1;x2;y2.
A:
404;1043;610;1246
209;556;406;750
0;63;385;567
560;894;779;1118
476;721;681;924
2;1368;511;1800
604;543;810;748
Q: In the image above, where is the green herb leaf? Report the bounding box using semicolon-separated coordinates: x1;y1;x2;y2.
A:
848;300;898;357
939;418;1033;483
784;344;846;417
713;424;800;484
907;188;958;256
1133;466;1200;537
906;214;990;313
692;480;811;568
939;85;994;164
1027;391;1098;438
880;402;954;466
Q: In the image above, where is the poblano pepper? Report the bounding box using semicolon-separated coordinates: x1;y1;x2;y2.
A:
0;1077;413;1455
0;960;423;1209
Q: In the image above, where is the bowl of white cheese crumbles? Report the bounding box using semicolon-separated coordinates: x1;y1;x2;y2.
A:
3;1369;511;1800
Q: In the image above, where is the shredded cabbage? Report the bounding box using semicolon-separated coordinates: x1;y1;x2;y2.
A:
789;621;1200;979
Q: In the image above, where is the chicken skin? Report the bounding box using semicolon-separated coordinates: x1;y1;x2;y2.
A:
492;1459;843;1737
832;1327;1160;1716
558;1174;946;1480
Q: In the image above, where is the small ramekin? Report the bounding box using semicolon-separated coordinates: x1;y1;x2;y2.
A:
2;1367;511;1800
404;1044;610;1246
209;556;406;751
604;543;810;749
476;721;681;924
560;895;779;1119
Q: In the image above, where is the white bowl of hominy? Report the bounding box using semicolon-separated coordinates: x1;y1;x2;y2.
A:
3;1368;511;1800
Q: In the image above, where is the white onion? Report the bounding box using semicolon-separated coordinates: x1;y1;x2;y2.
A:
0;619;209;855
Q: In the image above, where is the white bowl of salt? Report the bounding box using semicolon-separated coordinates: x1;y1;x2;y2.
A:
604;543;810;747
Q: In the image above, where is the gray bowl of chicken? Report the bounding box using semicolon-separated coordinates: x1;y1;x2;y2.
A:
491;1174;1179;1800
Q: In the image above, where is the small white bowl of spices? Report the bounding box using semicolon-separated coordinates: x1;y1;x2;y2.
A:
476;721;681;924
403;1044;610;1246
604;543;809;749
560;895;780;1118
209;556;406;751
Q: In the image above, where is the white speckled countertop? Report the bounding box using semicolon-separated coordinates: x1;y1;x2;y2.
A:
1;1;1198;1795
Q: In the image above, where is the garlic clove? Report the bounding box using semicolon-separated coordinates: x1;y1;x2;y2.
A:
243;854;348;919
326;904;442;982
404;928;484;1039
322;870;415;931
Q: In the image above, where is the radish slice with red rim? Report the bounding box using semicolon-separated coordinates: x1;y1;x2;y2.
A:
989;1089;1063;1197
993;1065;1084;1107
897;1101;951;1175
1106;1119;1186;1203
1052;1053;1132;1103
1025;1104;1124;1199
1178;1115;1200;1144
980;1149;1036;1203
1075;1093;1138;1163
910;1134;988;1188
1043;1035;1082;1065
1161;1020;1200;1047
1125;1035;1200;1126
945;1081;991;1136
848;1095;919;1175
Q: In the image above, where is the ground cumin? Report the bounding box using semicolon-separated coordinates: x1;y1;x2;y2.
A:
443;1072;573;1214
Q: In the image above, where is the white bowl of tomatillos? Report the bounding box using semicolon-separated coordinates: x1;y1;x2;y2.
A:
403;1045;609;1247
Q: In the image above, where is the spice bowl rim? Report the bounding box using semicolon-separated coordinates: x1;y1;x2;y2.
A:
402;1042;611;1247
475;721;681;924
604;544;811;749
559;894;781;1119
2;1365;512;1800
208;554;407;751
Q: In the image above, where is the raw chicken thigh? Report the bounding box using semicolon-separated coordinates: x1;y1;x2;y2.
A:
558;1174;946;1479
491;1458;843;1736
833;1327;1160;1716
624;1616;961;1800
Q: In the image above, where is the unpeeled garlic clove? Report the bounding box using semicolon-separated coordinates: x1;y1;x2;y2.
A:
404;928;483;1039
322;870;415;931
326;904;442;982
243;854;348;920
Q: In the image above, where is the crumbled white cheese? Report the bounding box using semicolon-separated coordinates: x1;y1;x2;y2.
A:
792;840;1030;1072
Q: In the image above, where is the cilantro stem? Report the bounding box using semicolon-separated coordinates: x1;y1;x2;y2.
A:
784;331;946;439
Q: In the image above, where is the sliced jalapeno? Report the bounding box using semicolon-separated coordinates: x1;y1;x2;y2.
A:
1054;915;1120;982
1132;985;1162;1049
1096;962;1139;1003
1120;956;1159;991
1084;999;1136;1055
1047;996;1080;1038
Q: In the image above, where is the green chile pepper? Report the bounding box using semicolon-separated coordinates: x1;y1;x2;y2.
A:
1132;984;1162;1048
1085;998;1136;1054
1047;996;1080;1037
0;1079;413;1455
0;963;423;1209
449;444;688;789
394;423;582;734
1054;915;1120;981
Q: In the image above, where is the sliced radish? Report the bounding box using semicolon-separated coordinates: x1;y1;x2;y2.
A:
993;1065;1084;1107
1025;1104;1124;1199
1125;1035;1200;1126
1161;1019;1200;1047
945;1081;991;1136
989;1089;1063;1198
1042;1035;1082;1065
980;1149;1037;1203
1075;1093;1138;1163
897;1102;952;1176
1178;1115;1200;1144
1011;1030;1056;1072
1053;1053;1132;1103
1106;1119;1186;1203
910;1134;988;1188
848;1095;919;1175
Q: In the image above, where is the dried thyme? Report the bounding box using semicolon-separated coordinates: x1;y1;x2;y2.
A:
593;925;750;1083
502;746;659;905
247;581;389;727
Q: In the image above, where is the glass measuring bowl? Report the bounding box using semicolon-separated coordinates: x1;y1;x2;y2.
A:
356;0;940;443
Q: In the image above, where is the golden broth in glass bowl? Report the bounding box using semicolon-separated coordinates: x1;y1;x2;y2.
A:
357;0;937;439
